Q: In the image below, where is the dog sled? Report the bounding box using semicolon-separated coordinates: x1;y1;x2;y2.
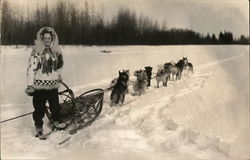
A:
45;81;104;134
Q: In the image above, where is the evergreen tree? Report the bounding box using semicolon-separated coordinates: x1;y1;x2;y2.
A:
211;34;217;44
1;0;11;45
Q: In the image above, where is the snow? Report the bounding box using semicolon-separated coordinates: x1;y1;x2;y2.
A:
1;45;249;160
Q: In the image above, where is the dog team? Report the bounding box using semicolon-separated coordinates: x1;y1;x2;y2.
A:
110;57;193;106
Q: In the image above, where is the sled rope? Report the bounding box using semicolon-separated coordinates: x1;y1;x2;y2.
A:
104;76;158;92
103;86;113;92
103;79;136;92
0;112;33;124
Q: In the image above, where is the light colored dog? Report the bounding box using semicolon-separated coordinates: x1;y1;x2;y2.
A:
168;61;180;81
183;58;194;76
155;64;171;88
187;63;194;74
133;70;148;96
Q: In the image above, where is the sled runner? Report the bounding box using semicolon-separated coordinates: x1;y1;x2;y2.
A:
45;81;104;134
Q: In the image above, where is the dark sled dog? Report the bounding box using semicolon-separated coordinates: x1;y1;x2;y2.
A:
144;66;153;87
110;69;130;93
110;71;129;106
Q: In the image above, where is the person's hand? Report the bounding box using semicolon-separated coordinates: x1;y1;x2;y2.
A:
25;86;35;96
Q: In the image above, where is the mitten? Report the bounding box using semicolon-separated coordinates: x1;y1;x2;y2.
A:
25;86;35;96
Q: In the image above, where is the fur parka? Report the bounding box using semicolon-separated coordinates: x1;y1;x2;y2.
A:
26;27;63;90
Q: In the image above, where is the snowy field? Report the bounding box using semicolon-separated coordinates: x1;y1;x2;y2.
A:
0;45;249;160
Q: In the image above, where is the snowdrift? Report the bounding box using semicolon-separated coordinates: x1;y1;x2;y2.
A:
1;45;249;160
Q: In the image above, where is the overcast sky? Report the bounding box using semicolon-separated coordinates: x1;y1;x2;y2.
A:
10;0;249;37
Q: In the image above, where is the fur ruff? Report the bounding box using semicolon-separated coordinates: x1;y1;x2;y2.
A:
34;27;61;55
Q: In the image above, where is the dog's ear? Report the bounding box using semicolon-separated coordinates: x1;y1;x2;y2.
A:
119;71;121;74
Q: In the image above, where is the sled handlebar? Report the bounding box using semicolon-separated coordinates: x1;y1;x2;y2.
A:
58;81;75;95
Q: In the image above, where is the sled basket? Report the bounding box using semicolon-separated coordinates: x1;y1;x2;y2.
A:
45;82;104;131
73;88;104;130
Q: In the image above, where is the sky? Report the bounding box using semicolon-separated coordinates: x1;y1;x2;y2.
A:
7;0;249;37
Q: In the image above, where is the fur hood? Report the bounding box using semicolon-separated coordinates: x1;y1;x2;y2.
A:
34;27;61;54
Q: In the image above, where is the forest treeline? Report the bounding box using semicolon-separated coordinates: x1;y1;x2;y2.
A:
1;0;249;45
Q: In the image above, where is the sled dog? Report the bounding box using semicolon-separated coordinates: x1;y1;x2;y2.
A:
144;66;153;87
186;62;194;75
133;70;148;96
110;71;129;106
176;57;188;79
110;69;130;92
168;61;181;81
155;63;171;88
182;58;193;76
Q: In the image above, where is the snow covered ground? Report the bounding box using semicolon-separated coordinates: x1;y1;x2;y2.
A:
1;45;249;160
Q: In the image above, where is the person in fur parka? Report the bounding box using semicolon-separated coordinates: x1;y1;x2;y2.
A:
25;27;66;139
